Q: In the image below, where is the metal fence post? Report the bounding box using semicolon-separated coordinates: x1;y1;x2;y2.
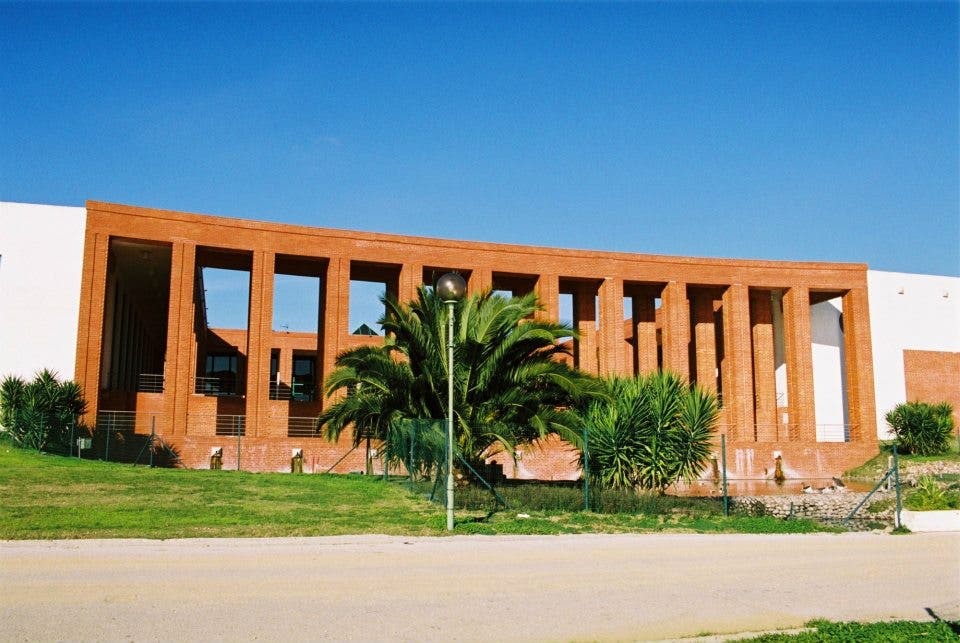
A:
69;420;75;458
149;417;155;468
721;434;729;517
583;426;590;512
236;420;242;471
409;421;416;488
104;416;111;462
893;443;901;528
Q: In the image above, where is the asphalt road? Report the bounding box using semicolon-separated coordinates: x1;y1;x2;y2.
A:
2;533;958;642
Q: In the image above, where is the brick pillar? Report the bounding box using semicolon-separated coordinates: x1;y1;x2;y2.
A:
398;262;423;305
783;286;816;442
574;283;599;375
750;291;778;441
535;273;560;323
74;231;111;424
278;347;293;391
245;251;275;437
660;281;690;380
163;242;197;436
468;268;492;294
598;277;626;375
691;295;718;394
721;284;755;442
320;257;349;393
842;287;878;443
633;296;659;375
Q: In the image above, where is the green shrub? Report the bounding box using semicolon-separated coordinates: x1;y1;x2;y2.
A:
582;372;719;494
0;370;87;454
905;475;960;511
885;401;955;456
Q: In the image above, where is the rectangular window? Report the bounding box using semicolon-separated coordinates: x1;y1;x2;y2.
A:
202;353;238;396
291;355;315;402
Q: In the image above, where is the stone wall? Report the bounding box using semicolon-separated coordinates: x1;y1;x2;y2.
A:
730;490;895;526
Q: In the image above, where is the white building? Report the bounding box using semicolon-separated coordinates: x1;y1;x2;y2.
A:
0;202;86;381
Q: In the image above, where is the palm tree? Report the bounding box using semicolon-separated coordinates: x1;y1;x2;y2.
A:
318;287;603;470
583;371;718;494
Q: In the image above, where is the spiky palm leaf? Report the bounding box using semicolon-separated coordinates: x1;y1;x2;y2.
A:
1;370;87;453
584;371;719;494
318;287;604;468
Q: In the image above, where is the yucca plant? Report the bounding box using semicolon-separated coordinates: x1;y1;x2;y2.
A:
885;401;954;456
583;372;718;494
0;370;87;453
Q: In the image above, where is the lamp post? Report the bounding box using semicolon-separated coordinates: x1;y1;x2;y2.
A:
435;272;467;531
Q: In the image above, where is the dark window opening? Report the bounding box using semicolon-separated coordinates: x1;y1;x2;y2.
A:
200;353;239;396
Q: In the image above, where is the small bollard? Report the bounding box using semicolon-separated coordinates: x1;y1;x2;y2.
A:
210;446;223;470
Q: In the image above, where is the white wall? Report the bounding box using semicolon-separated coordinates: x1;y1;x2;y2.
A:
0;202;86;382
810;298;849;441
868;270;960;438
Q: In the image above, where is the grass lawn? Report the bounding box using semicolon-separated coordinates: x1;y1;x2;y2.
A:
745;619;959;641
0;444;837;539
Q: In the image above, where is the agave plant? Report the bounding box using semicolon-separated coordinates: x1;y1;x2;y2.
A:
583;371;718;494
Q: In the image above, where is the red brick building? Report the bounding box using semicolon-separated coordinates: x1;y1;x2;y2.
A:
74;201;879;477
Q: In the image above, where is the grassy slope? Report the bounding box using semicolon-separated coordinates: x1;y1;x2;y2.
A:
0;444;833;539
845;442;960;480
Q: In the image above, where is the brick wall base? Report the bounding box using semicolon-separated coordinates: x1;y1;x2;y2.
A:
155;431;878;480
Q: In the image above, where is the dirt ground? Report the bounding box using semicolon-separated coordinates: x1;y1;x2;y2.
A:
2;532;958;642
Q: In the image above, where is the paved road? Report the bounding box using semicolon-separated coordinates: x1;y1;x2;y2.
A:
2;533;958;642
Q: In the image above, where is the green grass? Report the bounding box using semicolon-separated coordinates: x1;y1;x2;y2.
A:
0;444;838;539
745;618;959;641
845;441;960;480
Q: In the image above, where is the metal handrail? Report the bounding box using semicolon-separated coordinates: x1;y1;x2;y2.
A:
137;373;165;393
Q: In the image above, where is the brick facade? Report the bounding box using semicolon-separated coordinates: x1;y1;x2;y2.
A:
75;201;880;478
903;349;960;431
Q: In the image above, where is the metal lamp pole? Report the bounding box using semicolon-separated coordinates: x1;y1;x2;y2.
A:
436;272;466;531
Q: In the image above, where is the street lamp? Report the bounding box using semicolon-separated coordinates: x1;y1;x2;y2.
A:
435;272;467;531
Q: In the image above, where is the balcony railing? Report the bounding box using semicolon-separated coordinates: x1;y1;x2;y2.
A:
195;376;238;397
287;416;320;438
137;373;164;393
268;381;315;402
215;414;245;436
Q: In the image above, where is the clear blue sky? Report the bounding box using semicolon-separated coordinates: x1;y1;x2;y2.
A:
2;2;958;279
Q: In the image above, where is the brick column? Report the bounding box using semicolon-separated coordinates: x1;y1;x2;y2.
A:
163;242;197;436
721;284;755;441
398;262;423;305
320;256;349;390
842;287;878;443
574;283;599;375
633;296;659;375
783;286;816;442
598;277;626;375
535;273;560;323
750;291;778;441
691;294;718;394
245;251;275;437
468;268;492;294
660;281;690;380
74;231;111;424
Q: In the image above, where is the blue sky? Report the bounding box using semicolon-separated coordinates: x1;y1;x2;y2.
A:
2;2;958;284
